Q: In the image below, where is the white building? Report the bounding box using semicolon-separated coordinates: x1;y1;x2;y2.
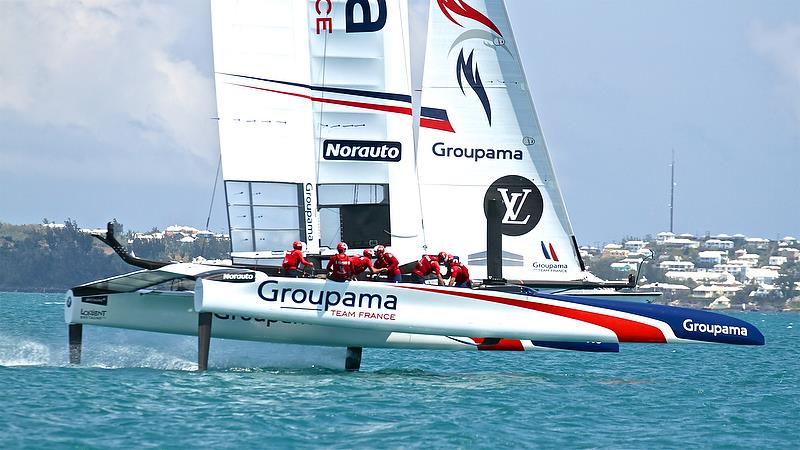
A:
602;244;629;258
658;259;695;272
658;238;700;249
769;255;788;266
697;251;727;266
745;267;780;284
665;270;728;283
712;263;745;276
624;240;648;252
706;296;732;310
703;239;734;250
692;285;742;299
745;237;770;250
656;232;676;243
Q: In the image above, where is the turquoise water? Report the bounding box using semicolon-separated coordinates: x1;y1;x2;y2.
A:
1;292;798;449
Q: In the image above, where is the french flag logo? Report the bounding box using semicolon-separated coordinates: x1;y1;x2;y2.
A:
541;241;559;261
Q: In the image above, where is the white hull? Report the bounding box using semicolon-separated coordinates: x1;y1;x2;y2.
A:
65;290;476;350
65;263;764;362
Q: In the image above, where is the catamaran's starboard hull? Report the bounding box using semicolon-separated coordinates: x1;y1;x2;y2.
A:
194;273;764;347
65;263;764;355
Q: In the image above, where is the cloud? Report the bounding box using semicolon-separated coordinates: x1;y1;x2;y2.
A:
749;21;800;122
0;0;218;165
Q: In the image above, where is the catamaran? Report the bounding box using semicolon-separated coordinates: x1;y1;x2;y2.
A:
65;0;763;371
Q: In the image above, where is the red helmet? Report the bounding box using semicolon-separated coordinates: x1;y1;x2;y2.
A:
437;251;448;263
337;242;348;253
363;249;374;258
293;240;303;250
446;253;455;264
375;245;385;255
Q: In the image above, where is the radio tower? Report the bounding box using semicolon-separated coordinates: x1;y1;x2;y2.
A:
669;149;675;233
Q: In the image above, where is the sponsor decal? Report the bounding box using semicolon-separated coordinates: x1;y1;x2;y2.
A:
66;296;72;308
437;0;505;127
315;0;387;34
437;0;502;35
456;49;491;125
257;280;397;312
431;142;522;162
483;175;543;236
323;140;401;162
81;295;108;306
213;313;304;328
531;261;569;273
541;241;559;261
80;309;106;320
304;183;315;242
314;0;333;34
205;272;256;283
682;319;748;337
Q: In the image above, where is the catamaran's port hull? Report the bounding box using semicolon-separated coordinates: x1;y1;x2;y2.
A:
64;290;544;351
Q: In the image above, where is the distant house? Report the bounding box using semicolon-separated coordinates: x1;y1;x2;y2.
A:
745;267;780;284
656;232;676;243
602;244;629;258
780;236;797;247
738;254;761;266
666;270;728;283
611;261;638;272
623;240;647;252
693;285;741;299
778;247;799;260
640;282;691;295
579;246;600;258
710;233;732;241
731;234;747;245
656;236;700;249
697;251;727;266
165;225;201;237
703;239;734;250
712;263;746;277
706;296;732;310
769;255;788;266
750;284;778;298
658;259;695;272
744;237;770;250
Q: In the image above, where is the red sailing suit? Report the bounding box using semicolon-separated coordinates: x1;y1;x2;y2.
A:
351;255;376;276
375;252;401;277
282;249;313;271
412;254;441;278
327;253;353;281
449;261;471;285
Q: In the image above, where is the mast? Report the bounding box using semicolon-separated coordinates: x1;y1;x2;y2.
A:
670;149;675;233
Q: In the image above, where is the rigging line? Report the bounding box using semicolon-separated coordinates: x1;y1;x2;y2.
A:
401;0;428;253
201;153;222;257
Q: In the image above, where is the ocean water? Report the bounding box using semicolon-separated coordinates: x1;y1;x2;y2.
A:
1;292;798;449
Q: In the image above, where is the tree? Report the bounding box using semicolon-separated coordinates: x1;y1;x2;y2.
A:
777;261;800;300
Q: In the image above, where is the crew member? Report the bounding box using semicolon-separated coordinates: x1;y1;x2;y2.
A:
351;249;377;281
411;251;446;285
282;240;314;277
445;254;472;288
326;242;353;282
374;245;402;282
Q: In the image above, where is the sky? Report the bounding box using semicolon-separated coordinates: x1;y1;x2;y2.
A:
1;0;798;245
